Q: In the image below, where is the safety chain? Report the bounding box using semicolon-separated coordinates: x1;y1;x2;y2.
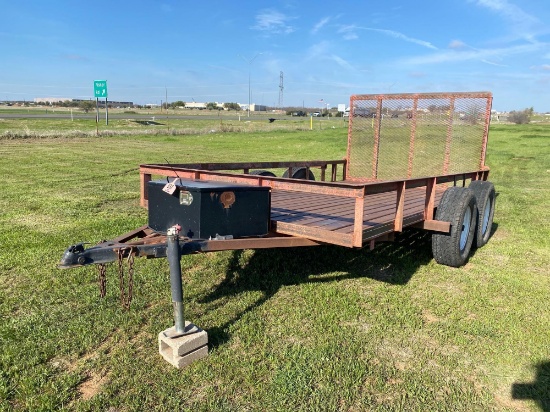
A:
97;263;107;298
117;248;135;309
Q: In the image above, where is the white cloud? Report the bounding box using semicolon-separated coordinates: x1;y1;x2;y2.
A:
329;55;355;71
471;0;541;40
530;64;550;71
449;40;467;50
302;42;357;73
480;59;508;67
402;42;544;65
338;25;437;50
252;9;296;35
311;17;330;34
305;41;330;60
338;25;358;40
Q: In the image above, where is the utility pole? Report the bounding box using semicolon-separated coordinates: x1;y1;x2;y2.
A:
239;53;262;117
278;71;284;108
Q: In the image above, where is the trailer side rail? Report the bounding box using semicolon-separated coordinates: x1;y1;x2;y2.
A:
140;164;489;248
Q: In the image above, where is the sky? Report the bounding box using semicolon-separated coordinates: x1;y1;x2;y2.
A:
1;0;549;112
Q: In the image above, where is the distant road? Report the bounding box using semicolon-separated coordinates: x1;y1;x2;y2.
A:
0;112;256;121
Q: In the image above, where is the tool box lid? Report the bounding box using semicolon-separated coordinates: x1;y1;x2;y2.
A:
149;178;270;192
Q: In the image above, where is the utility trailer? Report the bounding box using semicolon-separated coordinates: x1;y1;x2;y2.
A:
59;92;496;367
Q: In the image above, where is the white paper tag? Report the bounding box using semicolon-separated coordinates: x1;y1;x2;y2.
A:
162;178;179;195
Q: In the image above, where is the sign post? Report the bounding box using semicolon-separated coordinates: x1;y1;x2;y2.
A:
94;80;108;126
95;98;99;135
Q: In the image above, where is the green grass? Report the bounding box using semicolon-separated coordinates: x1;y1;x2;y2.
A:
0;115;343;140
0;121;548;411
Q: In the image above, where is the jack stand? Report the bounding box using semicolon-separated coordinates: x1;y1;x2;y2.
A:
158;225;208;368
158;323;208;369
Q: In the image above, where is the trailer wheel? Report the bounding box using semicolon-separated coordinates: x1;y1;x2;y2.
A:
432;187;477;267
469;180;495;248
282;167;315;180
249;170;277;177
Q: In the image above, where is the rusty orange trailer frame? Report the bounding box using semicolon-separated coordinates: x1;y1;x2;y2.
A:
137;92;492;250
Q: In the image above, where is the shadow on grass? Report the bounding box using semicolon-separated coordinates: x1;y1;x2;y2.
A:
202;229;434;347
512;361;550;412
133;120;164;126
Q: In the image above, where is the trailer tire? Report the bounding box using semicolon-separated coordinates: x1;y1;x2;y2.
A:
282;167;315;180
249;170;277;177
469;180;495;248
432;187;477;267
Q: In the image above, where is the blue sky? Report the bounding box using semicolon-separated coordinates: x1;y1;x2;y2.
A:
1;0;549;111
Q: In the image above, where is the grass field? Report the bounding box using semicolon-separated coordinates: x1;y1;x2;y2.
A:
0;115;331;140
0;119;548;411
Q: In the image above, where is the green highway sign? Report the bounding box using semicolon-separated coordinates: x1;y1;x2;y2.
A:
94;80;108;98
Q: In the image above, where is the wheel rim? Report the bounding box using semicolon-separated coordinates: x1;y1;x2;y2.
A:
460;206;472;251
482;198;491;235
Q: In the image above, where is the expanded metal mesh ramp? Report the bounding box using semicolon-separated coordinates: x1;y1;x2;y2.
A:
347;92;492;181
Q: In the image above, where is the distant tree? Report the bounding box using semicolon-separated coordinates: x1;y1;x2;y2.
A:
223;102;241;111
171;100;185;108
206;102;220;110
79;100;95;113
508;108;532;124
464;105;482;125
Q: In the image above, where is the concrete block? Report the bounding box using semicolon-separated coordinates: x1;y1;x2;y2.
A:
158;322;208;369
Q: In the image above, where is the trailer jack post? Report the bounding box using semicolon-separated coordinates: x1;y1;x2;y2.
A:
164;225;198;339
159;225;208;368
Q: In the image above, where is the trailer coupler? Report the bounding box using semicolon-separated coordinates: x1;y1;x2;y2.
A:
58;238;204;269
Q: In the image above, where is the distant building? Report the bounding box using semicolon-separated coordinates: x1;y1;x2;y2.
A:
250;104;267;112
185;102;207;109
34;97;73;104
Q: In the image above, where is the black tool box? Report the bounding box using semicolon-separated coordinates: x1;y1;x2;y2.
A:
147;179;270;239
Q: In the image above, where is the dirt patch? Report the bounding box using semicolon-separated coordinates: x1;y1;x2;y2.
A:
490;227;510;242
377;338;414;371
422;309;440;324
79;370;110;400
